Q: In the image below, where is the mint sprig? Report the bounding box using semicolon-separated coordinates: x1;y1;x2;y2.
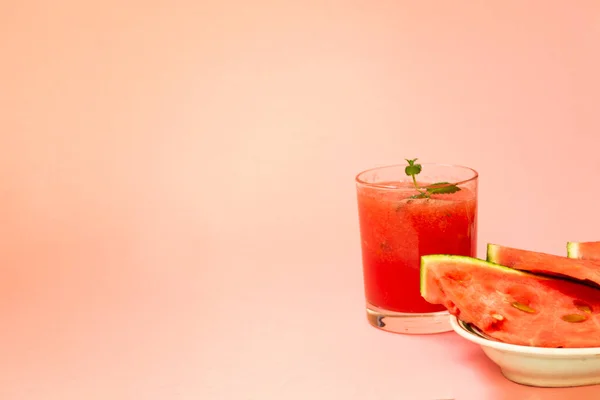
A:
404;159;422;188
404;158;461;199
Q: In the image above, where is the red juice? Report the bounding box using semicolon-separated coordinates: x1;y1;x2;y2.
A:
357;181;477;313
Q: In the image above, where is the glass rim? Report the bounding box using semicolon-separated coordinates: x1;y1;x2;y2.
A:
355;162;479;188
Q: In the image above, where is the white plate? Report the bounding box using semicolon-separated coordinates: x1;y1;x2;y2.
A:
449;315;600;388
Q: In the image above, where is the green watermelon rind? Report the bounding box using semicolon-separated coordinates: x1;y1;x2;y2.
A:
486;243;502;263
566;242;580;259
419;253;539;299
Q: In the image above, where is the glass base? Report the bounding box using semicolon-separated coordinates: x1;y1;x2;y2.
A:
366;303;452;334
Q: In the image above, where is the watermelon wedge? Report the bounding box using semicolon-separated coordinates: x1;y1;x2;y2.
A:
487;243;600;288
567;241;600;261
420;255;600;348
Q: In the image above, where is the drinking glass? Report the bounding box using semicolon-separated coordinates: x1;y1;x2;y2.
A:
355;163;478;334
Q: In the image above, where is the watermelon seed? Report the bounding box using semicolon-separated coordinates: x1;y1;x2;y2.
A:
511;302;536;313
573;300;593;314
492;314;504;321
577;305;592;314
562;314;588;323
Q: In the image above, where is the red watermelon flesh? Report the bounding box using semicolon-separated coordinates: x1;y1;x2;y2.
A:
567;241;600;261
487;243;600;288
421;255;600;348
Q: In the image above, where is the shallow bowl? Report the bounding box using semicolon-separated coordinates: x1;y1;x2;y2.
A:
449;315;600;388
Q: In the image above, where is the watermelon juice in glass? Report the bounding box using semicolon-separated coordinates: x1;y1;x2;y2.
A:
355;160;478;334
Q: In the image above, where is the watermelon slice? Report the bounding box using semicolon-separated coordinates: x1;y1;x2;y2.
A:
487;243;600;288
420;254;600;348
567;241;600;261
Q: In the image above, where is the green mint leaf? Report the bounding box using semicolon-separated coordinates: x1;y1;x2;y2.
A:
426;181;461;195
405;164;421;176
404;158;422;176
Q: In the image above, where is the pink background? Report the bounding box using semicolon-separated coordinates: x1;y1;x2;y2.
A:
1;0;600;398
